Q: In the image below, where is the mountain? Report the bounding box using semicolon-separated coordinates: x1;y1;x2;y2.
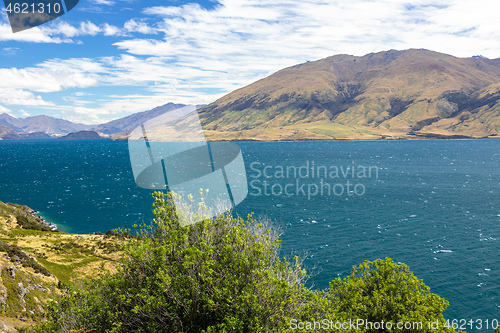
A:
0;113;91;136
20;115;92;135
4;49;500;142
0;125;21;140
0;103;188;139
198;49;500;140
95;103;187;135
19;132;51;139
0;113;25;132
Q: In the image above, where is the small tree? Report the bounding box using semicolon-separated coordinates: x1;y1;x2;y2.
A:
329;258;457;332
37;192;315;332
34;193;461;333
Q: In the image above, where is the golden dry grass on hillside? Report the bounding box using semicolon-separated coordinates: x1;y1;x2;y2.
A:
0;202;124;331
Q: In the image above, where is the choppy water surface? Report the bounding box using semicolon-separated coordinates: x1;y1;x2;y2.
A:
0;139;498;329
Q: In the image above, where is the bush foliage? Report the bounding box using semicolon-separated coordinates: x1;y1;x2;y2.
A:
34;192;461;333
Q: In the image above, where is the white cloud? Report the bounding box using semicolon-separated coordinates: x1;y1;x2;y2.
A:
18;109;30;117
0;23;68;43
1;20;106;43
0;59;102;93
0;104;12;114
139;0;500;61
79;21;101;36
103;23;122;36
113;39;171;56
70;106;114;124
1;19;123;43
1;47;20;55
92;0;115;5
51;22;80;38
0;89;54;106
74;91;93;97
124;19;157;34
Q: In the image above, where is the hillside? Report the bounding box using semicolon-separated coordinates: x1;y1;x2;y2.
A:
19;132;51;140
0;114;91;137
0;201;123;331
0;103;190;140
58;130;102;140
3;49;500;142
199;49;500;140
0;126;21;140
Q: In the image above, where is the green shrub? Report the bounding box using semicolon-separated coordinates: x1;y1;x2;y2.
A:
329;258;457;332
33;192;459;333
36;192;314;332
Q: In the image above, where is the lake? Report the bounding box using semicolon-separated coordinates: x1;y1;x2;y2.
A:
0;138;498;329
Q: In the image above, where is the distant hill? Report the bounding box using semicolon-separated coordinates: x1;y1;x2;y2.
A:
0;113;25;132
0;103;188;140
0;125;21;140
0;113;91;136
5;49;500;143
199;49;500;140
22;115;92;135
58;131;102;140
19;132;51;139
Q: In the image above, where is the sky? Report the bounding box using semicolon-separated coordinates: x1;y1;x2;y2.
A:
0;0;499;125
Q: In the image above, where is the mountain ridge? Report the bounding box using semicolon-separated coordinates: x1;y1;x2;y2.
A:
198;49;500;140
0;102;188;139
0;113;91;136
2;49;500;141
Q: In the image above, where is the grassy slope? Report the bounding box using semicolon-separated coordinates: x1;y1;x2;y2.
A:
199;49;500;141
0;201;123;332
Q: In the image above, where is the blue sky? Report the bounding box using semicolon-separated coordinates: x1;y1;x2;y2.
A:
1;0;499;124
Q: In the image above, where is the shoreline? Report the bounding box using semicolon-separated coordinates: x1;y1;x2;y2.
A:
1;132;499;143
29;210;59;232
207;135;500;143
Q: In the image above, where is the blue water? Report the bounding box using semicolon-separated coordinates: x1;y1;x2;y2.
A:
0;139;498;329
